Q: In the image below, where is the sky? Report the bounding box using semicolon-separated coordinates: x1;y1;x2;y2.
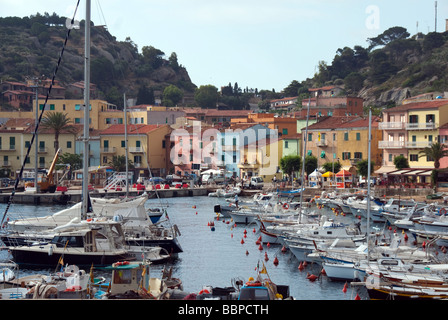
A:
1;0;447;92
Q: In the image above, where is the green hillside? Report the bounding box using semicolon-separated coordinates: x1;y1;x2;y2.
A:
0;13;196;108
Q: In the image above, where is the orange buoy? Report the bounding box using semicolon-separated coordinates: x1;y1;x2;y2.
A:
303;261;308;267
307;273;317;282
298;262;304;271
342;282;348;293
192;205;196;209
281;246;287;253
273;256;279;266
321;268;326;276
422;241;426;248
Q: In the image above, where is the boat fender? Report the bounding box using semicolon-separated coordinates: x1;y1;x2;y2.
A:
282;203;289;210
440;208;447;215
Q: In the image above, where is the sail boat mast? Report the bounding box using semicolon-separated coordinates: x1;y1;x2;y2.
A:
81;0;91;219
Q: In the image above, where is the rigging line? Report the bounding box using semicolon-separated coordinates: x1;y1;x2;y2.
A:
0;0;82;228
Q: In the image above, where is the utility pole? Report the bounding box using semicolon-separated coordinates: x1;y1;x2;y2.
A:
435;1;438;32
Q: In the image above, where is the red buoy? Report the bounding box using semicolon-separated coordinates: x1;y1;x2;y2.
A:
264;252;269;261
258;244;263;251
342;282;348;293
241;239;245;244
307;273;317;282
354;293;361;300
281;246;287;253
273;256;279;266
298;262;304;271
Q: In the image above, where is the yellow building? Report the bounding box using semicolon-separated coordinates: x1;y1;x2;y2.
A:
306;116;382;174
238;136;281;181
0;118;81;178
99;124;172;177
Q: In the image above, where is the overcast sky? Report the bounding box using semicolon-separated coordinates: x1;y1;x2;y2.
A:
1;0;446;92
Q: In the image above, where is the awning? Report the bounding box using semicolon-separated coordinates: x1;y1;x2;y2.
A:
388;169;413;175
374;166;396;174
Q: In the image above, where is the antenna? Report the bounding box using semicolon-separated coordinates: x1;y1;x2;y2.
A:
435;1;438;32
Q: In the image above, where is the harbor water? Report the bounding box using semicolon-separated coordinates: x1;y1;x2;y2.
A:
0;195;381;300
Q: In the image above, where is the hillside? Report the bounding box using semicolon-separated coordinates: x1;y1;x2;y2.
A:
298;26;448;109
0;13;196;108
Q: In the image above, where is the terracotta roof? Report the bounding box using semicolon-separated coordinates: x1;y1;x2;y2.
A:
306;116;360;130
100;124;168;135
384;99;448;113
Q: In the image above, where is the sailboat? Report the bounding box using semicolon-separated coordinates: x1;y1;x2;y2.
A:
1;1;138;268
0;2;181;263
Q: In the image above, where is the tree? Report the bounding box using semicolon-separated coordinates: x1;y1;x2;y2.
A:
322;161;342;173
194;85;219;109
41;112;76;153
418;142;448;169
136;85;155;105
280;155;301;181
108;155;134;172
163;85;183;107
422;32;445;52
282;80;302;97
141;46;165;69
56;152;82;180
356;159;375;178
168;52;179;70
367;26;410;50
393;155;409;169
344;72;365;94
305;156;317;176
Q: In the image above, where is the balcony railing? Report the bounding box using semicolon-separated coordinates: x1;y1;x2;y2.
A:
101;147;116;153
406;141;434;148
406;122;437;130
378;122;406;130
0;146;15;151
378;141;405;149
129;147;144;153
315;139;328;147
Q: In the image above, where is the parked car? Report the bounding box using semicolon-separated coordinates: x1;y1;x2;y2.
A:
149;177;166;184
243;176;264;189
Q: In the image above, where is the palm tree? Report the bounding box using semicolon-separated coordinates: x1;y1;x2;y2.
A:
418;142;448;169
41;112;76;153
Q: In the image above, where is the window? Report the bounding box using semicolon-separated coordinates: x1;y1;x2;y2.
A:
308;133;312;142
356;133;361;141
409;115;418;123
285;141;289;148
342;152;351;160
121;140;125;148
9;137;15;149
25;141;30;148
354;152;362;159
410;154;418;162
282;128;288;135
344;132;349;141
66;141;72;149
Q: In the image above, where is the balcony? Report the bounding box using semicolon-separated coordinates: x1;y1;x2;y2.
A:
406;141;433;148
0;146;16;152
38;147;48;154
1;161;11;167
406;122;437;130
378;141;405;149
129;147;144;153
378;122;406;130
315;139;328;147
101;147;116;153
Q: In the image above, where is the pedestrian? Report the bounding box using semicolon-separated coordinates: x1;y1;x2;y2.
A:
235;194;239;209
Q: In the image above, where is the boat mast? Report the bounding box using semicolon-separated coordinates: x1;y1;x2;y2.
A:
366;107;372;260
81;0;91;219
299;97;311;223
124;93;129;197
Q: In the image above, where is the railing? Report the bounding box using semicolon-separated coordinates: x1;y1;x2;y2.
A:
378;141;405;149
406;122;437;130
129;147;144;153
378;122;406;130
0;146;15;151
406;141;434;148
315;139;328;147
101;147;116;153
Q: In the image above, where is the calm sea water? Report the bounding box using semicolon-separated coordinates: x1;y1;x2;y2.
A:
0;195;370;300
